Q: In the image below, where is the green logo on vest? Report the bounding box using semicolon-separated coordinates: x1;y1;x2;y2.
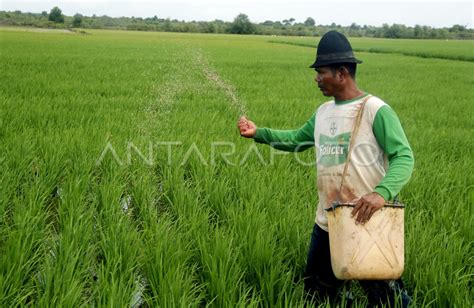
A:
318;132;351;167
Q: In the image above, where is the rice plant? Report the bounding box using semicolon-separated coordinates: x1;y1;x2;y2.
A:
1;28;472;306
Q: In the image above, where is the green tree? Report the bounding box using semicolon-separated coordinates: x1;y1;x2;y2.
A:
72;13;82;27
304;17;315;26
414;25;423;38
48;6;64;23
449;24;466;33
229;13;254;34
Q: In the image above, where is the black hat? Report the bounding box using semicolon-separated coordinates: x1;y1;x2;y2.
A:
309;30;362;68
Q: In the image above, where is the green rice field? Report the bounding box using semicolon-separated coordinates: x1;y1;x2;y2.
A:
270;36;474;61
0;27;473;306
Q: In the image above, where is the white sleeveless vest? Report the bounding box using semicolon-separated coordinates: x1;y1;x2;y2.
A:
314;95;388;231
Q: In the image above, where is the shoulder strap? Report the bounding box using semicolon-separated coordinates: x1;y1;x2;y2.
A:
338;95;372;195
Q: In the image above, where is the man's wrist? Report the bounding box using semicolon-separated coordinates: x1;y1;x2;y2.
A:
373;187;390;202
254;127;264;142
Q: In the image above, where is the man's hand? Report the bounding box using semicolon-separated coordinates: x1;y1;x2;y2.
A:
238;116;257;138
351;192;386;225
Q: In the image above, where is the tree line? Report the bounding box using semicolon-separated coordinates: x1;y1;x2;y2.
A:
1;8;472;39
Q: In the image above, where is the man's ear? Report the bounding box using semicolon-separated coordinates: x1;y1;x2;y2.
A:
336;67;345;82
338;67;350;83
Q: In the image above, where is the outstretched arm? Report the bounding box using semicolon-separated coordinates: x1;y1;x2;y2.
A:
238;114;316;152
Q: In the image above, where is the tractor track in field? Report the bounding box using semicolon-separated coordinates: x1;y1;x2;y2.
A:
131;48;249;305
132;48;209;306
138;51;196;138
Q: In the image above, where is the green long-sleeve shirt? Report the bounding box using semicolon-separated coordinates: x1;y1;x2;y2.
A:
254;98;414;201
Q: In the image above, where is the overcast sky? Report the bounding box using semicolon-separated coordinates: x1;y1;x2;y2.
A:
2;0;473;28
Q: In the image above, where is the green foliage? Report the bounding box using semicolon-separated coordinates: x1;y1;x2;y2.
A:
304;17;315;27
48;6;64;24
1;10;473;39
0;27;472;306
72;13;82;27
229;13;255;34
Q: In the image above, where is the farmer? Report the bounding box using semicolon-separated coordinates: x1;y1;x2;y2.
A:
237;30;414;306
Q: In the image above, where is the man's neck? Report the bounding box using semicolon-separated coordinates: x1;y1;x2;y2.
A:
334;85;364;103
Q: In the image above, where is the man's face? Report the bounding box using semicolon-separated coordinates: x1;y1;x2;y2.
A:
314;66;340;97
